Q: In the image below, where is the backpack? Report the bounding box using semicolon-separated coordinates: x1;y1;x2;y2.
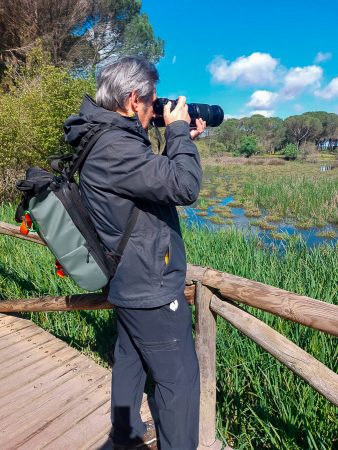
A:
15;124;139;291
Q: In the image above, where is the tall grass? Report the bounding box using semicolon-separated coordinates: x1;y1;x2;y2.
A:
0;204;337;448
202;163;338;226
182;223;337;449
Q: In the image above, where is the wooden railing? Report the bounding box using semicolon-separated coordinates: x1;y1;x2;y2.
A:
1;221;338;450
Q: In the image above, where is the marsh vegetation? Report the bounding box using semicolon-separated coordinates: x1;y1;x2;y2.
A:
181;160;338;247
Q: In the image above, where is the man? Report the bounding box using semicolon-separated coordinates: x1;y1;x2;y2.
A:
64;56;205;450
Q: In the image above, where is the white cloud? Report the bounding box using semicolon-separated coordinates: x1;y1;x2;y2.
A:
282;65;323;99
248;110;275;118
208;52;279;86
246;90;279;109
315;77;338;99
314;52;332;63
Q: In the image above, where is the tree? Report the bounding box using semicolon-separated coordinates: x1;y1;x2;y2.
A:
215;118;242;152
284;115;322;149
0;0;90;67
119;13;164;62
238;135;258;157
239;114;286;153
0;0;164;78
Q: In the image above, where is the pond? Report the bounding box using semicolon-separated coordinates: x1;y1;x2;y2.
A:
180;166;338;248
182;196;338;248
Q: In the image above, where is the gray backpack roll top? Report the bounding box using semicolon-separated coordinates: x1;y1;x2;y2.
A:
15;124;139;292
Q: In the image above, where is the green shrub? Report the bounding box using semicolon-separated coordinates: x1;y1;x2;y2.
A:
238;135;258;158
0;46;95;173
282;143;299;160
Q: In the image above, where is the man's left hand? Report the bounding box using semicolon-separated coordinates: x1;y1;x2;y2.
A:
190;118;207;140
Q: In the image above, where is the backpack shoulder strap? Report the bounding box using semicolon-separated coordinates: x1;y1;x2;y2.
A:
115;206;140;257
49;124;114;179
66;124;113;180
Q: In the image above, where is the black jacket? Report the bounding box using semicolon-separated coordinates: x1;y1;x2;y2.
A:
64;95;202;307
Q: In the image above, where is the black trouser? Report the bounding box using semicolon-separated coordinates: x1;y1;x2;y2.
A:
111;294;200;450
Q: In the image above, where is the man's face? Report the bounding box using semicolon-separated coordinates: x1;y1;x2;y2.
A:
138;90;157;129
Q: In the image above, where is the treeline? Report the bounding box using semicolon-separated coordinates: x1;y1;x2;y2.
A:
211;112;338;158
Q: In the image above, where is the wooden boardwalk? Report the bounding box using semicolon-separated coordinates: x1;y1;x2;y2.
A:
0;313;153;450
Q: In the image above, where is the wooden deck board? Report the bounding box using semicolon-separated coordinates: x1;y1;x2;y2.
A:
0;313;154;449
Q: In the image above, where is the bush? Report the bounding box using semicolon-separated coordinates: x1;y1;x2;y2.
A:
282;143;299;160
210;141;226;156
238;135;258;158
0;46;95;174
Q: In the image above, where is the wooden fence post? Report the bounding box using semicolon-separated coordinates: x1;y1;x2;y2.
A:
195;282;223;450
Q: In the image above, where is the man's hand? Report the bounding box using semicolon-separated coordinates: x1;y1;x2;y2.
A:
190;118;207;140
163;96;190;126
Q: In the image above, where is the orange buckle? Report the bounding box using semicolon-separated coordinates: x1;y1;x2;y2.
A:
55;260;66;278
19;213;33;236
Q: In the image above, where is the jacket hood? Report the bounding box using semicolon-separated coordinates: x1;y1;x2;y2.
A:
64;94;149;147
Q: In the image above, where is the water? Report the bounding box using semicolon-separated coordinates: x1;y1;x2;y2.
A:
182;195;338;249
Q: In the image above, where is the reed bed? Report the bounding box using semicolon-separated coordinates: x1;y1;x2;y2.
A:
202;163;338;226
0;204;337;449
182;223;337;449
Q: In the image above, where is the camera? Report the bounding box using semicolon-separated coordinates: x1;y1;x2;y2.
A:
152;98;224;128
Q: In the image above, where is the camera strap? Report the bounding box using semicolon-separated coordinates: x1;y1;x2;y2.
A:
151;120;163;154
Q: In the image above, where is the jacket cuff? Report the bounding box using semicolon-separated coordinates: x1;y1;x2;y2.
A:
165;120;190;140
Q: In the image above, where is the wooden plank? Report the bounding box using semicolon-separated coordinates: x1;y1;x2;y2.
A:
40;400;111;450
187;264;338;336
0;313;22;323
0;314;34;335
0;326;47;349
0;365;109;435
0;313;30;326
0;349;96;414
0;334;68;374
0;330;53;365
210;294;338;406
195;282;222;450
0;345;86;398
0;322;35;339
4;375;111;449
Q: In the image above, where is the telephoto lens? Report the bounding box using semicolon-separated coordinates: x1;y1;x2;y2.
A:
152;98;224;128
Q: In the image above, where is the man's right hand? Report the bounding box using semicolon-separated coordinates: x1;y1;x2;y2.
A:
163;96;191;126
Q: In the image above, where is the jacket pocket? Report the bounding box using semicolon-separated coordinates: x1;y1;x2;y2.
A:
156;228;170;278
161;240;171;276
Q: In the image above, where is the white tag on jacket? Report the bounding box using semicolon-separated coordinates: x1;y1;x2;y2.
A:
169;300;178;311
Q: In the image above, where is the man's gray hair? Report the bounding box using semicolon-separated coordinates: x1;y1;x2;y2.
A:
96;56;159;111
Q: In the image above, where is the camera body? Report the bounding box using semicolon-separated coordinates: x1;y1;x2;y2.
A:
152;98;224;128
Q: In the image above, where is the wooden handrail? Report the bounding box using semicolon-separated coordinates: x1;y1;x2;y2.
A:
187;265;338;336
0;285;196;313
0;222;337;334
0;221;45;245
210;293;338;407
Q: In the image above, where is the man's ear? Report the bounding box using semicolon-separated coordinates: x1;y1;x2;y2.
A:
129;91;140;113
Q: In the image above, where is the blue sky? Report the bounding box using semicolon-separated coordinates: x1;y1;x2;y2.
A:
141;0;338;118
